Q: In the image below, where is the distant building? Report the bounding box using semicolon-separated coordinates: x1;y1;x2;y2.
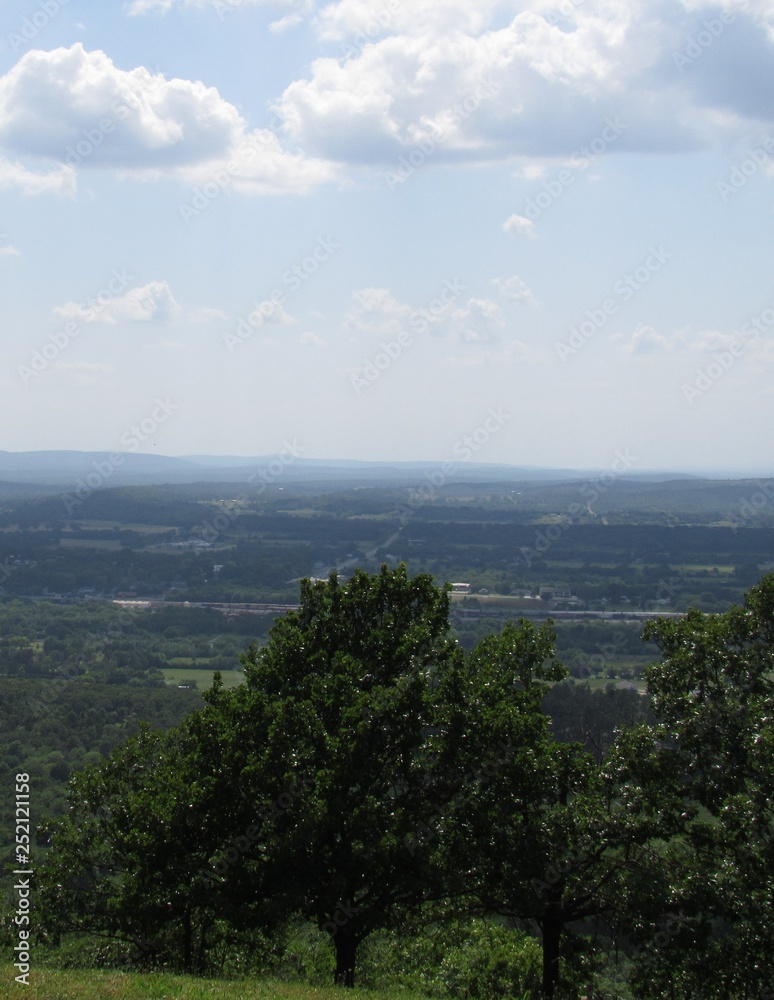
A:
539;587;573;600
450;582;471;594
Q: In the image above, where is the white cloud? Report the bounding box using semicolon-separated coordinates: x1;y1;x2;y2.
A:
503;214;535;238
492;275;539;306
345;286;503;342
271;13;304;33
0;157;76;196
0;44;334;196
504;339;546;364
188;306;229;323
620;324;673;355
248;300;296;326
300;330;327;346
273;0;774;169
55;281;183;325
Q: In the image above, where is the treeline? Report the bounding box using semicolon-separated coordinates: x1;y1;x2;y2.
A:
26;567;774;999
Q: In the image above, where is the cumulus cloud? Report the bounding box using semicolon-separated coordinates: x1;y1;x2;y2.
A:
55;281;183;325
619;324;673;355
345;285;503;342
0;236;19;256
248;300;296;327
188;306;229;323
0;157;76;196
272;0;774;168
300;330;327;346
503;214;535;238
119;0;774;181
492;275;539;306
0;44;334;195
271;13;305;33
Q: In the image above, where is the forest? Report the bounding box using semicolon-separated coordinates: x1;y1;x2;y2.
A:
1;475;773;997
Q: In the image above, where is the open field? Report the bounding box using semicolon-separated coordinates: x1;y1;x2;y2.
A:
162;668;245;690
0;967;424;1000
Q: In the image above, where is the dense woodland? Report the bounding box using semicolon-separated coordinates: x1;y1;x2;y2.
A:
1;477;773;997
1;476;772;609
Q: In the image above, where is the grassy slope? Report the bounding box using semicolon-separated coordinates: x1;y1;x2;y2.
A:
0;967;424;999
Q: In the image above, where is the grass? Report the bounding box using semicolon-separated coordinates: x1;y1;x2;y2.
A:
162;668;244;691
0;967;424;1000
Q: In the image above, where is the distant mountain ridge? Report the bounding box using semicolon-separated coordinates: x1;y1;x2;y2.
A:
0;449;763;489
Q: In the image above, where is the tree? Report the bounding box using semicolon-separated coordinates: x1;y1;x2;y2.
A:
37;723;236;972
440;619;682;999
193;564;460;986
634;575;774;997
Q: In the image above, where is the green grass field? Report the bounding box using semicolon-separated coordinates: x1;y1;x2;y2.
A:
0;967;423;1000
162;668;244;691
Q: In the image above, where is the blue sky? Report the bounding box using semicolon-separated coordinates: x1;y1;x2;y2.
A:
0;0;772;473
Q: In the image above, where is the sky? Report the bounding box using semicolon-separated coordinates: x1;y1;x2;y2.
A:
0;0;772;474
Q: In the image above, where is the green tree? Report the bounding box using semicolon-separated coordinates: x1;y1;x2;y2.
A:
634;575;774;997
37;723;235;972
201;565;459;986
440;620;681;999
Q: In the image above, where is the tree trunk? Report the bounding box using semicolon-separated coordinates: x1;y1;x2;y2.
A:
333;922;357;988
182;909;193;974
540;908;562;1000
